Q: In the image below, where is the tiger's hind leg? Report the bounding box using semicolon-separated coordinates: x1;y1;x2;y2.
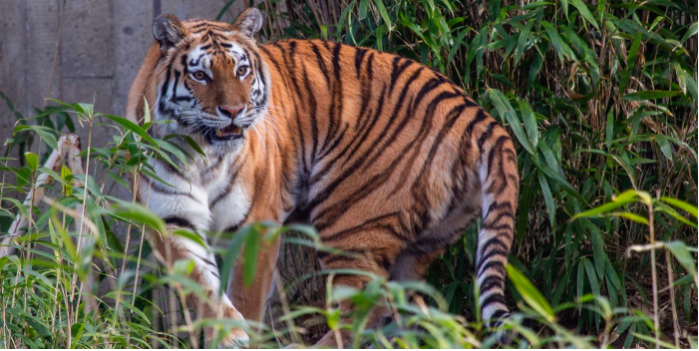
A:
314;229;406;348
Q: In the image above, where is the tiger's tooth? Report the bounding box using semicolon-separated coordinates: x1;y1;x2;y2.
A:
216;129;223;137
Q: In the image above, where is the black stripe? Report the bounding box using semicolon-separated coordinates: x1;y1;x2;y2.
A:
209;154;246;208
486;135;509;175
409;77;449;115
321;42;344;156
477;260;505;278
301;61;319;163
140;174;202;204
478;234;509;257
476;249;507;272
389;57;414;95
320;212;402;242
163;216;196;230
489;309;509;321
355;52;375;131
480;293;507;309
192;252;217;268
483;200;514;220
477;122;499;149
307;83;386;187
481;223;513;232
310;41;331;89
484;208;515;223
479;275;505;294
358;67;426;169
354;46;368;78
465;109;488;136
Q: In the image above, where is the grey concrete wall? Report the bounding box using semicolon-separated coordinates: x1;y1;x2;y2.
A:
0;0;247;154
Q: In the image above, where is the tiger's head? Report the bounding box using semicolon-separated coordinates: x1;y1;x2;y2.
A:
140;9;269;149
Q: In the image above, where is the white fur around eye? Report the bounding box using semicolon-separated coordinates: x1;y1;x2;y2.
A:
191;71;210;83
236;66;250;79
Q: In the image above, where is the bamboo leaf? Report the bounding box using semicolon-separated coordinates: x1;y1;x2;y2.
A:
487;89;535;155
519;99;538;147
665;241;697;279
570;0;599;29
24;152;38;173
244;225;261;287
660;197;698;218
506;264;555;322
622;90;682;101
372;0;392;29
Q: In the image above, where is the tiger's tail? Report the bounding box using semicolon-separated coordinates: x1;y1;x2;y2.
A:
474;122;519;327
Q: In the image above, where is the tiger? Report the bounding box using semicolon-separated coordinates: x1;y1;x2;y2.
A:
126;8;519;348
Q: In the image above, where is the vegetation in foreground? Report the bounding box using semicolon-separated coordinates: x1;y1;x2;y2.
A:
1;0;697;348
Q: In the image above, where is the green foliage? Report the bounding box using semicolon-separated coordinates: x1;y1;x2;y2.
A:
1;0;697;348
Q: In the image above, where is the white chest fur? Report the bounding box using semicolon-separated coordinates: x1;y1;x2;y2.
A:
139;153;252;236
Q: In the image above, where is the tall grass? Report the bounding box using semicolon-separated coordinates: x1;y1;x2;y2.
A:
0;0;697;348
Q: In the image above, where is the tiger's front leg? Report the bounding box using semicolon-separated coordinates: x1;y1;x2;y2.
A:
137;174;249;347
229;228;281;323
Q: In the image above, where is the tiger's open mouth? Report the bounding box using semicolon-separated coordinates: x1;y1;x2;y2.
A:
216;123;243;138
207;123;248;142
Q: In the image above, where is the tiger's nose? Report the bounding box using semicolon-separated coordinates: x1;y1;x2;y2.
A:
218;105;244;119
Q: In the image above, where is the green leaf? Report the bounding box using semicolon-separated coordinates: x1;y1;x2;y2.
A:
14;125;59;151
372;0;392;29
519;99;537;147
576;260;585;307
111;202;166;234
655;203;697;229
538;172;555;228
506;264;555;322
673;62;698;100
142;97;151;124
680;22;698;43
171;229;207;249
588;224;605;279
24;152;38;173
541;21;574;62
219;225;249;295
487;89;535;155
582;257;600;297
571;189;643;221
660;197;698;218
610;212;649;225
620;32;642;93
605;110;614;146
102;113;157;146
515;19;535;64
632;332;678;349
358;0;368;20
244;226;261;287
622;90;682;101
570;0;599;29
61;165;73;196
655;135;673;161
665;241;697;280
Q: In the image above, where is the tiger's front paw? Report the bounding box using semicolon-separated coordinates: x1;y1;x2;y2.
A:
216;328;250;348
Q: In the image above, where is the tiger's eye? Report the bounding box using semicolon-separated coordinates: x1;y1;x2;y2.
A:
192;71;207;80
237;66;249;76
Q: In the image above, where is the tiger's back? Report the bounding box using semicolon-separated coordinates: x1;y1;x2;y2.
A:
126;11;518;347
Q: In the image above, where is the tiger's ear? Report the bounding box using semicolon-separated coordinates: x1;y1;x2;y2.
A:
153;14;187;50
232;8;263;38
